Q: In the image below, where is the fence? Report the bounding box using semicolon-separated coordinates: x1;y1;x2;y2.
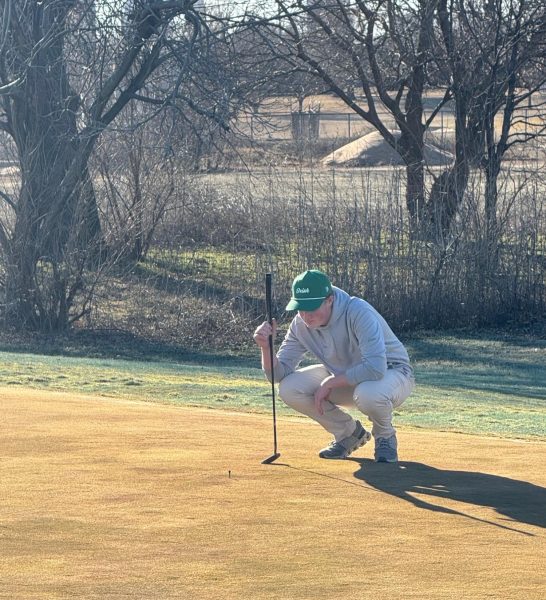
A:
244;109;457;142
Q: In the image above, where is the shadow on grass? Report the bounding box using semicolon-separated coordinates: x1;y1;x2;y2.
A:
131;261;265;316
407;331;546;402
0;328;259;369
349;458;546;533
132;262;233;302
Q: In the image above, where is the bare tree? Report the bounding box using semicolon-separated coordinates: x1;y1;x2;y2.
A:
95;115;178;263
431;0;546;244
255;1;546;244
0;0;230;330
266;0;445;226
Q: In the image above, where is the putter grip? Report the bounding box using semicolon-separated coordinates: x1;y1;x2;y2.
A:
265;273;273;325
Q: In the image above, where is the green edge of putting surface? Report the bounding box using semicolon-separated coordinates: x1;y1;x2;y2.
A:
0;347;544;440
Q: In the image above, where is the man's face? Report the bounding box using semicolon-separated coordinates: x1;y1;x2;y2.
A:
298;295;334;328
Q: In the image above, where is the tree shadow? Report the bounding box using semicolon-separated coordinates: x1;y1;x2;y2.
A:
0;328;258;367
406;335;546;402
349;459;546;534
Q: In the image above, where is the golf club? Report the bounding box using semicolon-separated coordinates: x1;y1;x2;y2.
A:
261;272;281;464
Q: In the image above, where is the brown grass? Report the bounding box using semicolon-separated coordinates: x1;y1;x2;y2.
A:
1;387;545;599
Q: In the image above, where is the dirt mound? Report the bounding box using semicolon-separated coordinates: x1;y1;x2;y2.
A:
322;129;454;167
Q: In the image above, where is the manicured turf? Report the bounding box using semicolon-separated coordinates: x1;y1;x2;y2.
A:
0;329;544;439
1;388;545;599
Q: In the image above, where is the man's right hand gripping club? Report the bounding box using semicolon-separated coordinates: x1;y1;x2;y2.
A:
253;319;278;372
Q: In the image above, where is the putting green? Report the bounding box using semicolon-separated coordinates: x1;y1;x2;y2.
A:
1;387;544;599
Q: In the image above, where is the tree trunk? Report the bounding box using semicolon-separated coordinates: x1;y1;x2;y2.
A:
484;159;501;253
405;158;425;226
422;76;484;241
424;117;472;241
4;31;103;330
398;130;425;228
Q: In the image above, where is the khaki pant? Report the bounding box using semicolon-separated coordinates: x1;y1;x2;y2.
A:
278;364;415;441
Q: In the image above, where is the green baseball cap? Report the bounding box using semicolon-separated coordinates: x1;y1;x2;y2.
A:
286;270;333;311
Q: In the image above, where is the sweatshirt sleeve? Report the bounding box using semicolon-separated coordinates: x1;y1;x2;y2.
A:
263;319;307;383
344;303;388;385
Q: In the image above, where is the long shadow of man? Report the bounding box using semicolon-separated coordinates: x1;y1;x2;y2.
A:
349;459;546;532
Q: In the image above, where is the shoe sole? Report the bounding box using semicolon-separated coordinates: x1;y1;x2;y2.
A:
375;457;398;463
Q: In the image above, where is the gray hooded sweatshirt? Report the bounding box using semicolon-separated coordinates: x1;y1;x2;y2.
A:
271;286;410;386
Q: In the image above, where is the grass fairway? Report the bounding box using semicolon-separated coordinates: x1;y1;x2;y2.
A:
0;328;544;439
1;388;545;599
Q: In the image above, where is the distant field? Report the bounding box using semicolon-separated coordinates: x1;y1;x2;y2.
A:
196;165;408;208
197;161;546;215
1;329;544;440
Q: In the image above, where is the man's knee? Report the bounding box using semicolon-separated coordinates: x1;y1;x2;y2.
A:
279;373;311;408
353;384;391;416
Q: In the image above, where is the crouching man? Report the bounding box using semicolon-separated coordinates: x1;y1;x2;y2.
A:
253;270;415;462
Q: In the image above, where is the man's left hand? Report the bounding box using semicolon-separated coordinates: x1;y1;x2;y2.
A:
314;376;335;415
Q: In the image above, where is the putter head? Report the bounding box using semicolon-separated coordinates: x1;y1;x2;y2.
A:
261;452;281;464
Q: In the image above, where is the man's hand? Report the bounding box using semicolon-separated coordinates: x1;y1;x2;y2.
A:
314;374;350;415
314;375;335;415
253;319;277;349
